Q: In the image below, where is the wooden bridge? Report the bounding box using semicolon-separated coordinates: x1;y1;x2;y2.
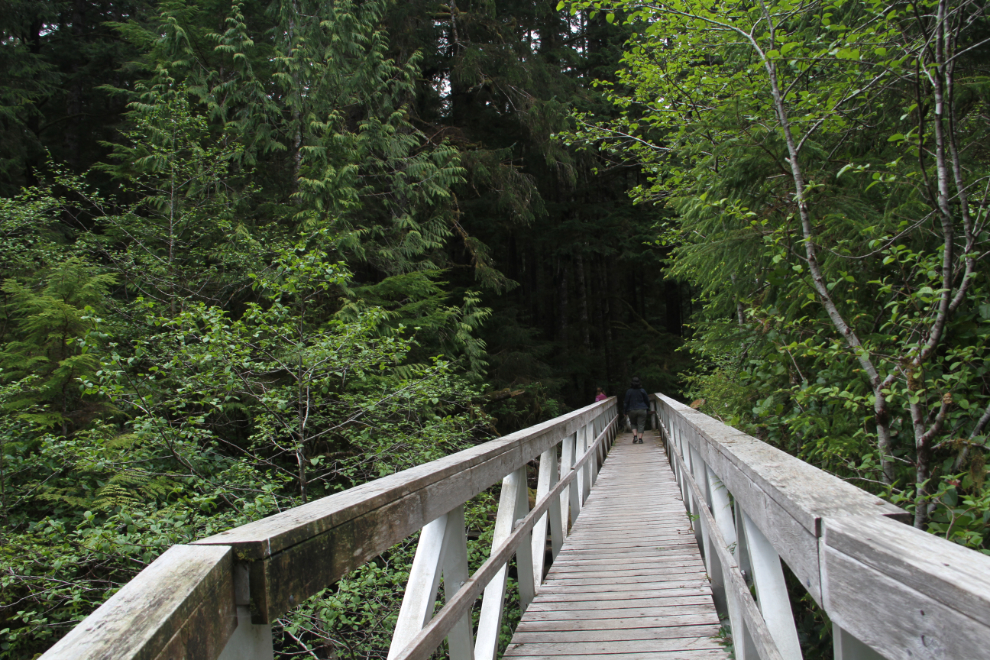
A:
40;395;990;660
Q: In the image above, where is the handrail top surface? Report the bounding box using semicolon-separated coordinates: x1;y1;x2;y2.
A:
824;514;990;628
653;393;906;534
656;394;990;658
40;544;235;660
194;397;616;559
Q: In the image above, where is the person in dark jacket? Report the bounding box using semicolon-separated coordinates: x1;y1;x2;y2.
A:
624;376;649;444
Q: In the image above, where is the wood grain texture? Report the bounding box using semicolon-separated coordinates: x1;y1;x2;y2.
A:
655;396;906;527
220;402;617;622
504;433;729;660
40;545;236;660
664;423;785;660
655;394;906;606
823;514;990;628
821;515;990;659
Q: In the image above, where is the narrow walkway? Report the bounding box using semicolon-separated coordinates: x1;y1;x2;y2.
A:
505;431;728;659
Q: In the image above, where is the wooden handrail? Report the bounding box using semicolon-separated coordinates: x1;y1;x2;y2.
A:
653;392;990;659
40;398;619;660
390;412;618;660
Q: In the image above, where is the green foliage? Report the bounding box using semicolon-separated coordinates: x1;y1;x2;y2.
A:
0;187;65;282
95;77;253;311
1;3;496;654
564;0;990;554
1;1;686;657
1;258;116;432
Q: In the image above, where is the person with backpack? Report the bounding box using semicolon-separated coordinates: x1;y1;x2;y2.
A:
624;377;650;444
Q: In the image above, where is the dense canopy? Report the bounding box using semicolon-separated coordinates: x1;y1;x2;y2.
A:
1;0;988;657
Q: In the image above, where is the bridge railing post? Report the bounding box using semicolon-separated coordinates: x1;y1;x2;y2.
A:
389;506;473;660
580;422;592;503
475;467;530;660
566;433;582;527
590;417;601;486
738;507;803;658
533;443;561;581
661;411;784;660
217;564;274;660
832;624;885;660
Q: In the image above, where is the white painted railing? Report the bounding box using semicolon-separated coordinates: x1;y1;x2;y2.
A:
653;393;990;660
39;398;618;660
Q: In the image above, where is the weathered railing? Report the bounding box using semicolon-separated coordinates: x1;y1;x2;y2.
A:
39;398;618;660
653;393;990;660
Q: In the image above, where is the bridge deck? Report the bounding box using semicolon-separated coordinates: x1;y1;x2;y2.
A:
505;431;728;659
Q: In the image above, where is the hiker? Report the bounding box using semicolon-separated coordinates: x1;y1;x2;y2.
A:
594;387;607;402
624;376;649;444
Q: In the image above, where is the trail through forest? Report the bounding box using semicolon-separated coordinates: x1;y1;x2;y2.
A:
1;0;988;657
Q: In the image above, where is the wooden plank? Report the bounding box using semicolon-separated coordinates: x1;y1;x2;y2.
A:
823;514;990;629
545;567;707;580
40;545;235;660
515;614;721;632
559;536;696;547
559;535;698;545
821;515;990;659
503;637;724;654
506;432;728;660
526;597;715;612
549;555;701;567
511;625;723;643
551;542;700;553
538;581;712;594
198;399;617;559
533;587;714;602
564;527;691;536
552;546;700;572
504;651;728;660
657;396;904;524
549;548;698;559
521;604;719;621
548;558;705;571
545;573;709;586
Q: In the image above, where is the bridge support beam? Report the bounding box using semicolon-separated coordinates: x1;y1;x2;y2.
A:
475;467;532;660
218;565;273;660
738;508;803;659
534;445;562;583
389;506;474;660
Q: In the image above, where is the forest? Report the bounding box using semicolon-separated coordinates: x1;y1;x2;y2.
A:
1;0;988;657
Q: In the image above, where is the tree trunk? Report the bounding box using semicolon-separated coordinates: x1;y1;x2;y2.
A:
664;280;681;336
605;255;619;382
557;257;569;343
575;251;591;349
597;256;614;384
